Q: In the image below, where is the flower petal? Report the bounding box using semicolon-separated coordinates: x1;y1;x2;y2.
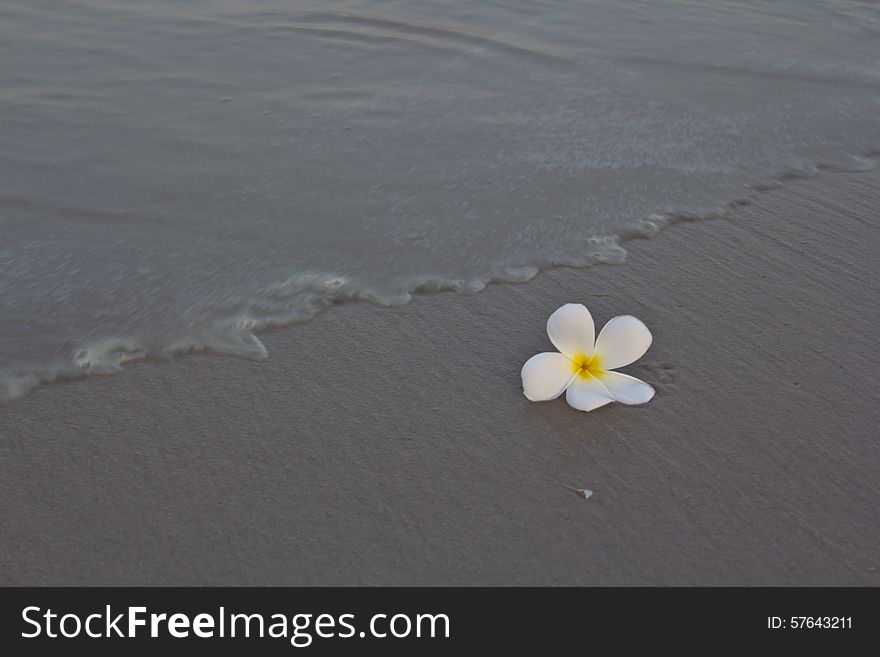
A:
546;303;595;358
521;352;576;401
565;374;614;412
598;371;655;405
594;315;652;369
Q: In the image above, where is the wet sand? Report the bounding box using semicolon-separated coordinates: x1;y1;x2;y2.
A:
1;168;878;585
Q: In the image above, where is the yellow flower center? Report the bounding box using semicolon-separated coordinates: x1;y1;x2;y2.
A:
571;352;604;380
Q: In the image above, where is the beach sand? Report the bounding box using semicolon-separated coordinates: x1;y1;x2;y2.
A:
1;168;878;585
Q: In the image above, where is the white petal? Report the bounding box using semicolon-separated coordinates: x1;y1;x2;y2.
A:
521;352;576;401
594;315;652;369
546;303;595;358
565;374;614;412
598;371;655;405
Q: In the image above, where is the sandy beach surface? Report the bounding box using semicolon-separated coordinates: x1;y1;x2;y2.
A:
1;168;878;585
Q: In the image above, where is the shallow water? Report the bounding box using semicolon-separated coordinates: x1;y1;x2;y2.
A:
2;0;879;400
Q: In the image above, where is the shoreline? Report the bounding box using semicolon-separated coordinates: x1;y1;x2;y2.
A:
4;157;877;406
1;167;879;585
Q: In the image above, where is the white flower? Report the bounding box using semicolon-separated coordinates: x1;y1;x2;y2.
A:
521;303;655;412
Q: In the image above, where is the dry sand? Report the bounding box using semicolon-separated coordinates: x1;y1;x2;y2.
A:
1;168;878;585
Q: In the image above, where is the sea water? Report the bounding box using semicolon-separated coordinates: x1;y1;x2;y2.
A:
2;0;879;400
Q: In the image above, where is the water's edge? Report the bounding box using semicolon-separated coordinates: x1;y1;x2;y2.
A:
3;151;876;404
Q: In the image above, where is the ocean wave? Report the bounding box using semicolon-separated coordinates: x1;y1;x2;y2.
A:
3;154;876;403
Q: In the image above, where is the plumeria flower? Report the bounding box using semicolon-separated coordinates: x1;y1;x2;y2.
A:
521;303;655;412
